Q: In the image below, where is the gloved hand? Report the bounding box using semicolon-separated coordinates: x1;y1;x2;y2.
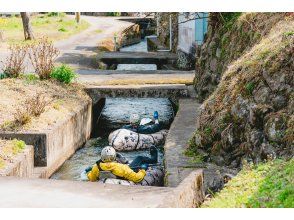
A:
153;111;159;120
140;164;149;170
85;166;92;173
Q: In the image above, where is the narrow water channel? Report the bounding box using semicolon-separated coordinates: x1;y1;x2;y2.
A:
51;37;174;181
51;98;174;181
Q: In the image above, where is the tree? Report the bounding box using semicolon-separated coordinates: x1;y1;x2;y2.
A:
75;12;81;24
20;12;34;40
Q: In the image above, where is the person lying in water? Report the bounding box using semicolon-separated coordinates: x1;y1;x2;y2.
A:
84;145;158;182
122;111;161;134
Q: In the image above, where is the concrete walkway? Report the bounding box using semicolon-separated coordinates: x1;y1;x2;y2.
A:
0;170;204;208
164;99;202;187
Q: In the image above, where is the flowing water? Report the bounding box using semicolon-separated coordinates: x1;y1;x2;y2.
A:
51;38;174;181
116;37;157;71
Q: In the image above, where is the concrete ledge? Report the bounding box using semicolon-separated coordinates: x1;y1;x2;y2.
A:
158;170;205;208
0;146;34;178
164;99;202;187
85;84;191;100
0;170;205;208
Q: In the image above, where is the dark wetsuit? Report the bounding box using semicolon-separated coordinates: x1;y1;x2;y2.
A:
122;123;161;134
129;146;158;171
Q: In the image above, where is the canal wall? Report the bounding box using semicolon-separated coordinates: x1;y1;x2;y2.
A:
0;146;34;178
0;100;94;178
164;98;202;187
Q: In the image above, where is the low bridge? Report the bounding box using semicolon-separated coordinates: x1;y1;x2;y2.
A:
98;51;177;69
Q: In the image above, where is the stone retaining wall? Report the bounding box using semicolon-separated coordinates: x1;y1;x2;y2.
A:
0;146;34;178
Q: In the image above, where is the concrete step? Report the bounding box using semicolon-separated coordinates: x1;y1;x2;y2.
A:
77;69;194;75
98;51;177;66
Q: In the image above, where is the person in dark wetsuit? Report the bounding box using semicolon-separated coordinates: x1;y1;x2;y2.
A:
122;111;161;134
129;145;158;171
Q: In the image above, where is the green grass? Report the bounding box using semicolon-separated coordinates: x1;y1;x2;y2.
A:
0;13;89;45
202;159;294;208
11;139;26;154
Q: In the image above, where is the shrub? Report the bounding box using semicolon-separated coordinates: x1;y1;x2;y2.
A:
58;27;67;32
20;73;39;83
50;65;77;84
28;38;59;79
25;93;50;117
14;107;32;126
47;12;59;17
0;73;7;79
1;44;28;78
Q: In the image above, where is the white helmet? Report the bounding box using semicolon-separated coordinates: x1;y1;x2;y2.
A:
101;146;116;162
140;117;153;126
130;113;140;125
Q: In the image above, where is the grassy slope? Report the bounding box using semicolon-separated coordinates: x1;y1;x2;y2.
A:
202;159;294;208
0;13;89;46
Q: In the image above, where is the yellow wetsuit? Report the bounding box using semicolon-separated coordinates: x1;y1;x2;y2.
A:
87;161;146;183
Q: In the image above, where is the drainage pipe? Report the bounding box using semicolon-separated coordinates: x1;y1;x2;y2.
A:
158;14;172;52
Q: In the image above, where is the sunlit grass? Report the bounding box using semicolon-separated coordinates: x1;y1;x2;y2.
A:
0;13;90;47
202;159;294;208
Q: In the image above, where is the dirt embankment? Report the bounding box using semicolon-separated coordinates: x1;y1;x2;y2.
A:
0;78;90;132
191;13;294;168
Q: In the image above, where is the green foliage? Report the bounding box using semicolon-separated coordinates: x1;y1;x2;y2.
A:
11;139;26;154
20;73;39;84
184;143;203;163
47;12;59;17
283;31;294;37
58;27;67;32
107;12;121;16
202;159;294;208
50;65;77;84
0;73;7;79
245;82;255;96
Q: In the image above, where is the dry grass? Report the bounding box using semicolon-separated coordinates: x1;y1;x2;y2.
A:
0;78;90;132
0;139;26;170
97;37;116;52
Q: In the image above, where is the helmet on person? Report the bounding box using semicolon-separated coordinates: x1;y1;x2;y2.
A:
140;117;153;126
101;146;116;162
130;113;140;125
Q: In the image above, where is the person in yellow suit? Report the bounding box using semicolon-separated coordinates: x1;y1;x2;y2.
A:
86;146;146;183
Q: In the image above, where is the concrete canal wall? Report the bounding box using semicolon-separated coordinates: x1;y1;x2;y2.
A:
0;99;94;178
0;146;34;178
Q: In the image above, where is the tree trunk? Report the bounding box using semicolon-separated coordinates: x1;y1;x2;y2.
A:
20;12;34;40
75;12;81;24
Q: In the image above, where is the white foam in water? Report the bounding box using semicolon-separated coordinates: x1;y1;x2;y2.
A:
116;37;157;71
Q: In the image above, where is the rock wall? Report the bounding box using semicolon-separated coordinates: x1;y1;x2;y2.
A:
191;13;294;168
194;13;286;101
156;13;178;53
